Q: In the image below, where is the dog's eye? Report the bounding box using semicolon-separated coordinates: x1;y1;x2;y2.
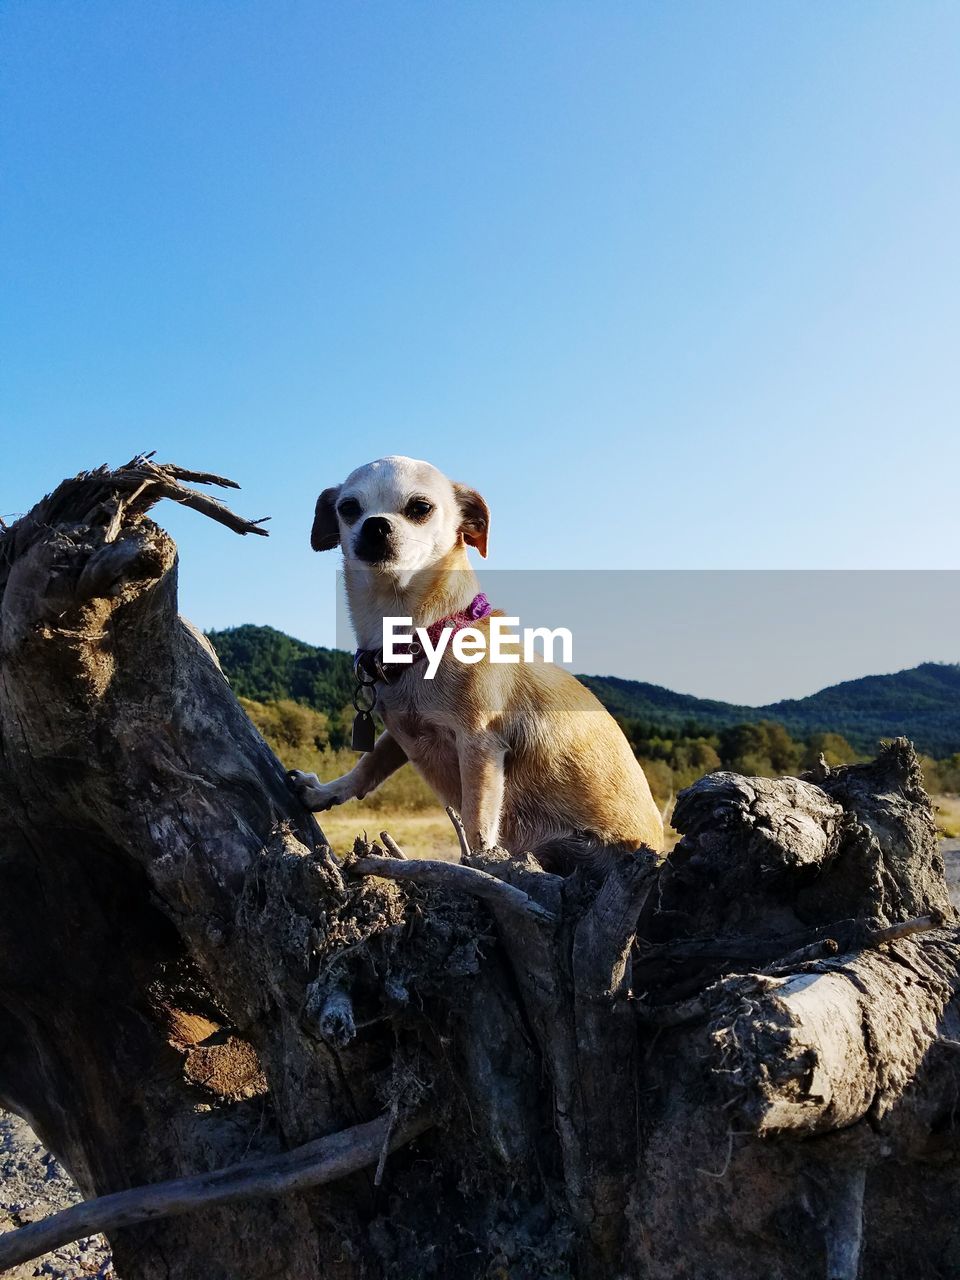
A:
337;498;362;522
405;499;433;521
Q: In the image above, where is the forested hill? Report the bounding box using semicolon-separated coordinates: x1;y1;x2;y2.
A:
582;662;960;755
206;625;355;711
205;625;960;756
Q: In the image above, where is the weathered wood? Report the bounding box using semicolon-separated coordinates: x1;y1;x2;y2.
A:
377;830;408;860
570;849;659;1267
3;459;960;1280
701;931;960;1135
349;852;559;923
0;1110;432;1273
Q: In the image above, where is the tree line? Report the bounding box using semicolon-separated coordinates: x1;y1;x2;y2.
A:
207;627;960;812
239;693;960;819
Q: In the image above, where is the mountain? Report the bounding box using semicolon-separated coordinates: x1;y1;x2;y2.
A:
206;625;960;757
764;663;960;755
206;625;355;710
582;662;960;756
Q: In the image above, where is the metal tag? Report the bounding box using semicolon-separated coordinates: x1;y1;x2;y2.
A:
352;710;376;753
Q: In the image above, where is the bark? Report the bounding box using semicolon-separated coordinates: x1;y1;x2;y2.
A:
1;457;959;1279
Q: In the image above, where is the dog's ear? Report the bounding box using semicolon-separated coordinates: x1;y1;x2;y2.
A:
453;483;490;558
310;486;341;552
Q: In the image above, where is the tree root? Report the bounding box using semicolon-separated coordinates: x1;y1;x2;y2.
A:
0;1110;432;1273
349;854;559;924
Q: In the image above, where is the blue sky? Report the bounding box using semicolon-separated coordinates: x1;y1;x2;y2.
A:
2;3;958;699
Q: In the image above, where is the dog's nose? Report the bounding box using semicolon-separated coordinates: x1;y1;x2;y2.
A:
355;515;394;563
361;516;390;542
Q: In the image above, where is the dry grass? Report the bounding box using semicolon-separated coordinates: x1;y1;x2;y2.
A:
317;804;459;861
932;794;960;838
313;794;958;862
319;799;682;861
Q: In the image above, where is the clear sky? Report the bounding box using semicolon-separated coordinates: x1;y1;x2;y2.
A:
2;3;958;701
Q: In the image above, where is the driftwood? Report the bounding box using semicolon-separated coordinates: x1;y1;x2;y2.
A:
1;457;960;1279
0;1109;432;1273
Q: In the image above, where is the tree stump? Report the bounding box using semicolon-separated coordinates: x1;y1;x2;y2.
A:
0;457;958;1279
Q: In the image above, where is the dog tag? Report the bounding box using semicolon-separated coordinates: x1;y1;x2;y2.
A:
352;710;376;752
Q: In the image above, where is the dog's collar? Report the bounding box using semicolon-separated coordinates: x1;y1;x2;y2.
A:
354;592;493;685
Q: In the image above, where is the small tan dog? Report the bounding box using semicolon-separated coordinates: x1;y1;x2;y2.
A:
290;456;662;864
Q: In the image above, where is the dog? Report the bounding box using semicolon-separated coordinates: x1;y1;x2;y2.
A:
289;456;663;864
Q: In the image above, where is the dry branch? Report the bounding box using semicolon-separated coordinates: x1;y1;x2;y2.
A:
866;913;944;945
446;804;473;861
349;854;559;924
0;1111;432;1274
708;931;960;1135
377;831;408;860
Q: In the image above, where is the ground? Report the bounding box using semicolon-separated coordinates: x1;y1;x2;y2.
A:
317;801;681;858
0;1113;111;1278
319;806;460;860
943;835;960;903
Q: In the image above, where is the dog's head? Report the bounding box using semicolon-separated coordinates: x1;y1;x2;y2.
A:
311;456;489;570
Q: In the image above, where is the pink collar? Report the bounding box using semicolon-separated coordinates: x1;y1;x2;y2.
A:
355;592;494;682
422;592;493;647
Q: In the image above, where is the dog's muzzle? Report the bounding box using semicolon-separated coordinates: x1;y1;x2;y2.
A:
354;516;394;564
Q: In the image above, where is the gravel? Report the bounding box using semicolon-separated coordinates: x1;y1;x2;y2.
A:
942;838;960;907
0;1112;112;1279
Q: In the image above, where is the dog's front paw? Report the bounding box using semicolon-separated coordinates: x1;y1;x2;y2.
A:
288;770;349;812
